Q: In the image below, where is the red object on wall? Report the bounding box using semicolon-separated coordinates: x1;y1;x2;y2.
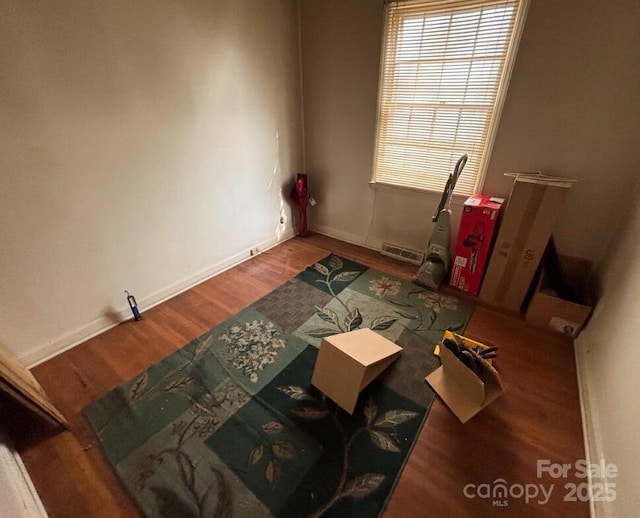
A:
290;173;310;236
449;195;504;295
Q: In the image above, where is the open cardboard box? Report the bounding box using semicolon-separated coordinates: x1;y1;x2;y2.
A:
311;328;402;414
426;331;504;424
525;255;593;337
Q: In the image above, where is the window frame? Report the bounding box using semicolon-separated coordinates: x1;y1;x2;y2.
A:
371;0;530;196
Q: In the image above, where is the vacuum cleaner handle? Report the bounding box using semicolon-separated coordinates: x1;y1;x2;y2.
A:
452;154;468;184
432;154;468;221
433;175;453;221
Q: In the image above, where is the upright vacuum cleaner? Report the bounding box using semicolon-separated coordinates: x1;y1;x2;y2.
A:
414;154;468;290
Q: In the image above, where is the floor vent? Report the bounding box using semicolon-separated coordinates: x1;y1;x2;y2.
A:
380;242;425;266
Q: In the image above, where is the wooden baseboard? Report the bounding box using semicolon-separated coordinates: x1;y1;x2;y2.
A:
23;230;295;368
310;223;383;251
574;342;602;518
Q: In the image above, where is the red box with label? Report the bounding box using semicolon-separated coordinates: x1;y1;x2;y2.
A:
449;195;504;295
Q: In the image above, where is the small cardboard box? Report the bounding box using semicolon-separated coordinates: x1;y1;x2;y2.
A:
525;255;593;337
311;328;402;414
450;195;504;295
426;331;503;423
480;174;573;311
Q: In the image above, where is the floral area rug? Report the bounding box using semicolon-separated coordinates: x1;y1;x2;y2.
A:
83;254;474;517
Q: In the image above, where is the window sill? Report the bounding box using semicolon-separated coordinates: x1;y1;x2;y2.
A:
369;181;468;206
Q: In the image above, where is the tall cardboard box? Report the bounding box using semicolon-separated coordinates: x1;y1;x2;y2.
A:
479;175;573;311
311;328;402;414
449;195;504;295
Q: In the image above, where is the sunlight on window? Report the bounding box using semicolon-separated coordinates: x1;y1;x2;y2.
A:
373;1;526;194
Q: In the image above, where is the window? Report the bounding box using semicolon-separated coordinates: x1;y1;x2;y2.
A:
373;0;528;195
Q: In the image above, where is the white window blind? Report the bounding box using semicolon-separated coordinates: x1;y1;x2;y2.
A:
373;0;528;195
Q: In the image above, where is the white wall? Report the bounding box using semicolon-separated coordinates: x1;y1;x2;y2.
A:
0;0;302;365
300;0;390;248
576;181;640;517
300;0;640;262
484;0;640;260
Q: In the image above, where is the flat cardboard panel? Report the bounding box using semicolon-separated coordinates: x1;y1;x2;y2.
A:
480;182;536;302
425;368;484;424
325;328;403;367
311;328;402;414
438;344;485;409
426;331;503;424
477;360;504;406
493;184;546;306
501;186;567;310
480;177;571;311
311;341;364;414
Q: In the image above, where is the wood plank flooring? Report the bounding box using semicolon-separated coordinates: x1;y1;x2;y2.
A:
5;234;589;517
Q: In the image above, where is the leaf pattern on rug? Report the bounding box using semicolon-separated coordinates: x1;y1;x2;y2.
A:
137;414;233;517
306;261;399;337
193;335;214;360
129;372;149;402
276;385;313;401
277;386;420;517
165;377;194;392
313;259;361;299
305;258;468;342
246;419;298;488
149;486;199;518
129;376;251;517
343;473;386;499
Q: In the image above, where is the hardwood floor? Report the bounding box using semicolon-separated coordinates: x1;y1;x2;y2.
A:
7;234;589;517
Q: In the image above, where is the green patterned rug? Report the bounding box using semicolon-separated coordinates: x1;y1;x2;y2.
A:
83;254;474;517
